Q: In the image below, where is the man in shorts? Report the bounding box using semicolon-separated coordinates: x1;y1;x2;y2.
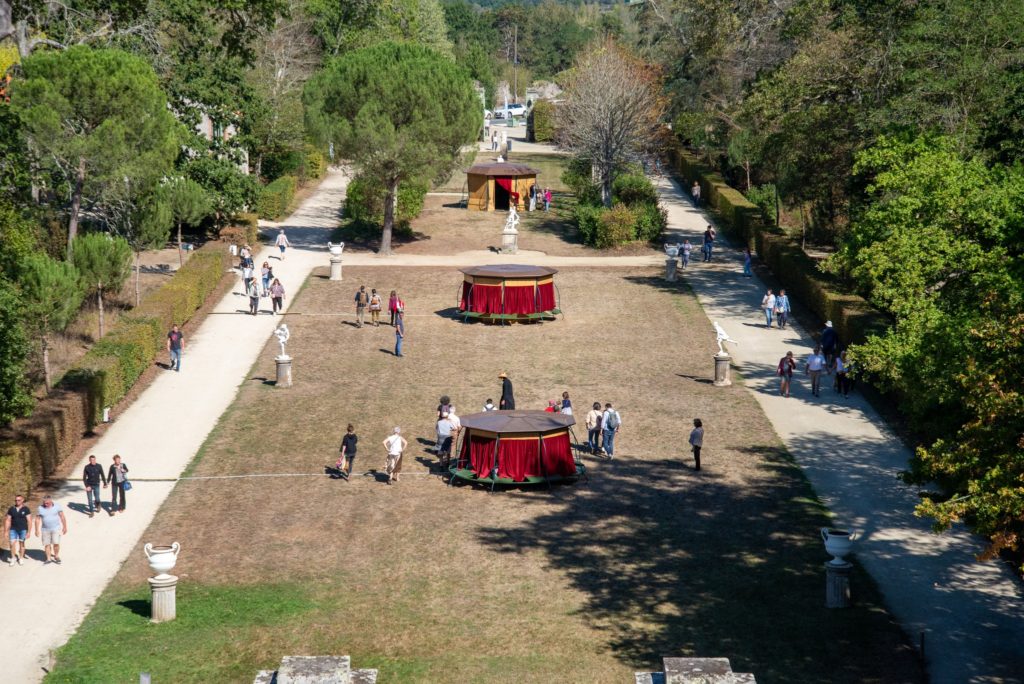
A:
354;285;368;328
34;495;67;564
4;495;32;565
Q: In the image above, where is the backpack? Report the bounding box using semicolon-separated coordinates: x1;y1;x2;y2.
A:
606;410;620;430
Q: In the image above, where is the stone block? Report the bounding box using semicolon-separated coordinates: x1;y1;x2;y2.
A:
277;655;350;684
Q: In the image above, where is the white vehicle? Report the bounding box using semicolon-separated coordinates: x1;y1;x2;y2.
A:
494;103;527;119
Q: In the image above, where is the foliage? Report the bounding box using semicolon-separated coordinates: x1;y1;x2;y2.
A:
0;278;32;426
528;99;556;142
561;157;602;207
164;177;213;233
745;184;777;225
18;254;86;389
183;156;260;220
70;233;132;338
307;0;452;57
256;175;298;220
612;173;658;207
344;175;428;227
0;201;39;279
572;204;602;246
304;41;478;254
633;202;667;243
593;204;637;249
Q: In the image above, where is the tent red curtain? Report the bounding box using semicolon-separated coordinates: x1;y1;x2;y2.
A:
541;432;576;476
459;281;472;311
464;433;497;477
497;438;540;481
494;177;519;205
537;282;556;311
503;284;536;314
471;284;502;313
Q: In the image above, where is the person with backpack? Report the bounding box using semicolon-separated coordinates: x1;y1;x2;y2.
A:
354;285;369;328
601;403;622;458
775;289;791;329
777;351;796;397
368;288;383;327
820;321;838;370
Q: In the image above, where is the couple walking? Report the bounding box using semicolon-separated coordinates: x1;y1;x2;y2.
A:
584;403;622;458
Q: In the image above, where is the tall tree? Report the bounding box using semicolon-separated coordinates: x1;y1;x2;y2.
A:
9;46;179;258
109;189;173;307
0;276;32;425
163;178;212;266
71;233;132;339
18;254;85;391
306;0;452;57
304;41;478;255
557;41;666;207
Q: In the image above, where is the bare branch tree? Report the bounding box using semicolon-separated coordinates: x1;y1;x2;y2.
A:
557;40;666;207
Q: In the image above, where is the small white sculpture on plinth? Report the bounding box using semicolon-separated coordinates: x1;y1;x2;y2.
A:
144;542;181;623
501;205;520;254
327;241;344;281
712;321;738;387
713;321;738;357
273;324;293;388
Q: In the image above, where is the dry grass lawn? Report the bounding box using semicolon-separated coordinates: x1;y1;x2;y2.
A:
50;266;922;683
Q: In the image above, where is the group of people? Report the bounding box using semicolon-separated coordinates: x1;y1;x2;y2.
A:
331;424;408;485
352;285;407;357
4;454;129;566
668;224;717;269
584;402;623;458
239;230;290;316
527;184;553;212
776;322;854;398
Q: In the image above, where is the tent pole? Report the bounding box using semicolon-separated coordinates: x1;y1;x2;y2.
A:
490;434;501;493
539;433;551;491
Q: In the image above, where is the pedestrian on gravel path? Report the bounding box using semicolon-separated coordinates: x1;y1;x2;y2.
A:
777;351;796;397
82;455;107;517
270;278;285;315
805;346;826;397
246;278;260;315
835;350;852;397
743;248;753;277
34;496;67;564
261;261;272;295
586;402;603;455
4;494;32;565
242;262;254;293
602;403;622;458
691;181;701;207
394;310;405;357
702;226;715;261
354;285;368;328
107;455;129;515
821;321;838;370
275;229;290;260
383;428;407;485
776;289;791;329
762;289;777;328
681;239;692;268
688;418;704;471
166;324;185;371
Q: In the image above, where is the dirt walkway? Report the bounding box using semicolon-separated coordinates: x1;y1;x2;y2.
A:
654;174;1024;684
0;169;350;683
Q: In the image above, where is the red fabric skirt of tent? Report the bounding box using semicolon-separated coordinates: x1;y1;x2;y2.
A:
537;281;556;311
460;281;472;310
497;437;540;481
494;177;520;205
541;432;576;476
463;434;496;478
471;284;502;313
502;284;536;314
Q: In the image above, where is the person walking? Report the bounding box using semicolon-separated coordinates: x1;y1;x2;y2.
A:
337;424;358;478
388;290;400;326
560;391;573;415
242;262;254;293
777;351;796;397
762;289;777;329
270;278;285;315
246;278;260;315
776;289;791;329
239;244;252;269
499;372;515;409
528;184;537;211
107;455;129;515
821;321;838;370
691;181;701;207
586;402;603;455
805;346;826;397
394;310;405;357
436;413;455;467
742;248;753;277
601;403;621;458
34;495;67;564
702;226;715;261
354;285;368;328
368;288;383;327
543;188;552;212
835;349;851;397
166;324;184;372
688;418;704;471
82;455;107;517
382;428;407;485
4;494;32;565
681;239;692;268
274;229;290;260
260;261;272;296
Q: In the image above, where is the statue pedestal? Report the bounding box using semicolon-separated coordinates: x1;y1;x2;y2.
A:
501;228;519;254
665;257;678;282
825;561;852;608
149;574;178;623
713;354;732;387
329;255;343;281
275;356;292;388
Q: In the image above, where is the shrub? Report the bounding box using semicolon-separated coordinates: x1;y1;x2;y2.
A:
633;202;667;242
595;204;638;248
256;175;298;221
562;157;602;207
745;183;777;225
302;145;327;180
529;100;556;142
573;204;603;245
612;173;658;207
344;175;428;226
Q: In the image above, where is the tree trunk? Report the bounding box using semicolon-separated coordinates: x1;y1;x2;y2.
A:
134;251;141;308
67;157;86;259
774;184;781;227
601;176;612;208
744;161;751;191
42;336;52;393
177;223;183;267
97;284;105;338
379;179;398;256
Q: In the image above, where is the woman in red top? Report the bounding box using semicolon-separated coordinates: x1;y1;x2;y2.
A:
777;351;796;397
388;290;402;326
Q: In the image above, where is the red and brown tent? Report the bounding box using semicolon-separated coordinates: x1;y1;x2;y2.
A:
457;264;560;322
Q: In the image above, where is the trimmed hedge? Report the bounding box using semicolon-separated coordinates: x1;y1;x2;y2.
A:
666;143;888;347
0;242;229;505
302;144;327;180
218;213;261;249
528;100;556;142
256;175;298;221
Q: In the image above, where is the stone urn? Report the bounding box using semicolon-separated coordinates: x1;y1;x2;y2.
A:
821;528;855;566
144;542;181;579
327;241;345;256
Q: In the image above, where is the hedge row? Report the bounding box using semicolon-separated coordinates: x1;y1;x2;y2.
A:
0;242;230;507
666;144;888;347
528;100;556;142
256;175;298;221
218;212;260;249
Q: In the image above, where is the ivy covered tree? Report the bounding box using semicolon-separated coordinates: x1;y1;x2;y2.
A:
304;41;478;255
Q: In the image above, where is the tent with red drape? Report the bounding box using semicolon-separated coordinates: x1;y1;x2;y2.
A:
456;265;561;323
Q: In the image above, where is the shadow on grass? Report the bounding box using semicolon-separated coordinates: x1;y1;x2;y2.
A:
117;598;150;619
475;450;923;683
329;220;428;252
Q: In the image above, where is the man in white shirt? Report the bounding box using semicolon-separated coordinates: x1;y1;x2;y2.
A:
383;428;407;485
805;346;827;397
762;290;777;329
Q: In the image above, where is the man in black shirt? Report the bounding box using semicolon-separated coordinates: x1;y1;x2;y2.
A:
4;495;32;565
82;454;107;517
338;424;358;479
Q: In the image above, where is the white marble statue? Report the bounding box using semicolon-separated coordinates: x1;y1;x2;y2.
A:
274;324;291;359
714;321;738;356
503;205;520;234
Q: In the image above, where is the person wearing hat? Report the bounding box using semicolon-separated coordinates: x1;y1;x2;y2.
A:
498;372;515;410
821;321;838;371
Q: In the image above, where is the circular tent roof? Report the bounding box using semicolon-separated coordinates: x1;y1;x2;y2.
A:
459;264;558;278
465;162;540;177
459;410;575;433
